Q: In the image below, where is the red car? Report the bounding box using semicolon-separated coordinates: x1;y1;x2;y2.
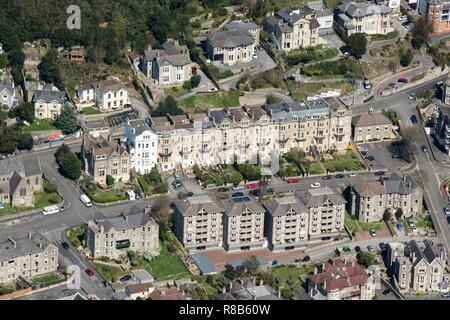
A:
287;179;300;183
398;77;408;83
246;183;258;189
85;268;94;277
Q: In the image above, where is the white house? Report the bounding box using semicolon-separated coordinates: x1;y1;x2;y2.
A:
76;82;96;104
33;89;66;119
125;283;154;300
0;83;15;108
95;79;129;112
124;119;158;174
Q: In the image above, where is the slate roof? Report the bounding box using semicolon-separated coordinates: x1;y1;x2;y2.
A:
353;173;420;197
224;21;261;32
145;39;191;67
34;90;66;104
263;196;308;217
92;208;151;233
298;187;347;208
98;79;127;93
265;99;333;122
127;119;152;136
0;83;14;96
337;1;392;19
22;155;41;177
0;233;54;261
174;195;224;217
207;30;254;48
351;112;392;127
221;199;265;217
0;156;23;177
404;240;445;267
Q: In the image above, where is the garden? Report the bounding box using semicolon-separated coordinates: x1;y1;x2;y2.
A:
282;45;339;67
193;163;263;186
136;168;168;196
22;118;57;132
301;58;364;79
179;90;243;111
81;107;102;115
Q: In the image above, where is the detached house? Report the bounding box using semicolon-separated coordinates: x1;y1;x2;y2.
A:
0;155;43;208
81;134;131;185
96;79;129;112
223;21;262;45
33;88;66;119
264;7;321;52
0;82;15;109
334;0;393;37
351;110;395;143
141;39;192;87
206;30;256;66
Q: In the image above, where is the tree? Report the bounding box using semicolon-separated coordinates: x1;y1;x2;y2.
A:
14;102;34;123
44;181;58;193
411;17;432;49
17;133;33;150
106;175;115;186
38;49;61;87
357;252;375;268
345;33;367;59
224;264;237;280
55;144;71;164
383;209;392;222
150;195;172;225
400;51;413;67
59;151;81;181
266;94;280;105
190;75;201;88
395;208;404;220
0;127;19;155
152;96;184;116
0;54;8;69
54;106;78;134
243;256;260;274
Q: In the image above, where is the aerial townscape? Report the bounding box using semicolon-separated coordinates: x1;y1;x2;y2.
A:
1;0;450;305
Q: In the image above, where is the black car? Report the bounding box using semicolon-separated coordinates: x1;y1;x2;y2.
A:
354;246;362;253
186;192;194;197
391;154;402;159
218;187;229;192
410;115;418;124
135;192;142;200
302;255;311;262
335;248;341;256
61;242;70;250
365;156;375;161
335;174;345;179
447;216;450;224
363;96;374;103
322;175;332;180
379;242;387;251
249;189;260;197
421;145;427;153
232;192;244;198
266;187;275;194
120;275;132;282
382;289;390;295
374;171;385;176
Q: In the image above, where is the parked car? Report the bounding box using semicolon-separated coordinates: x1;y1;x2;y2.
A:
232;192;244;198
369;229;377;237
85;269;94;277
247;183;258;189
363;96;374;103
447;216;450;224
302;255;311;262
388;82;396;88
367;245;375;253
398;77;408;83
379;242;387;251
120;275;132;282
382;289;390;295
249;189;260;197
444;207;450;215
398;15;408;21
266;187;275;194
335;174;345;179
61;242;70;250
363;78;372;90
322;175;332;180
408;93;416;100
348;173;357;177
232;184;244;191
442;291;450;298
252;53;258;59
421;145;428;153
396;223;403;231
374;171;385;176
287;178;300;183
310;182;321;188
186;192;194;197
354;246;362;253
342;246;351;253
365;155;375;161
410;115;418;124
172;181;183;190
218;187;229;192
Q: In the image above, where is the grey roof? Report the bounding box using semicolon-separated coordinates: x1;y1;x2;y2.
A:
190;252;218;275
92;208;151;233
315;8;333;17
34;90;66;104
127;119;152;136
145;39;191;67
384;173;420;195
352;112;392;127
8;171;23;194
265;100;330;123
277;7;307;26
207;30;254;48
22;155;41;177
263;196;307;217
0;83;14;96
224;21;261;32
337;1;392;19
0;156;23;177
175;195;224;217
297;187;347;207
404;240;444;267
0;233;54;261
221;199;265;217
98;79;127;93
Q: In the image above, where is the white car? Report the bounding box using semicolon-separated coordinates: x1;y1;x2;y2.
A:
348;173;357;177
209;87;218;92
398;15;408;21
369;229;377;237
232;184;244;191
205;59;211;64
252;53;258;59
310;182;321;188
444;208;450;215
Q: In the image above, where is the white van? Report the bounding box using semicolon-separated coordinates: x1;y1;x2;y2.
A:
80;194;92;207
126;190;136;201
42;205;60;216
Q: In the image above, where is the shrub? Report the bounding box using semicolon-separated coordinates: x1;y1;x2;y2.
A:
182;80;192;91
44;181;58;193
106;175;115;186
191;75;201;88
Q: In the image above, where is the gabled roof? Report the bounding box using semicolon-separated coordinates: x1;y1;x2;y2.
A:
207;30;254;48
221;199;265;217
22;155;41;177
298;187;346;208
174;195;224;217
0;233;54;261
98;79;127;93
0;83;14;96
263;196;307;217
337;1;392;19
352;112;392;127
91;208;152;233
224;21;261;32
34;89;66;104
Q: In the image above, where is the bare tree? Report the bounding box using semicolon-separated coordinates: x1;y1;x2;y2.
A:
389;127;417;163
150;195;172;225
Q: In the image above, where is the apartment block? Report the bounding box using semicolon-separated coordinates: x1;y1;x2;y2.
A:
124;119;158;174
334;0;393;37
86;208;159;260
141;39;192;87
308;258;376;300
0;233;58;285
423;0;450;35
81;134;131;185
388;240;449;293
297;187;346;242
265;7;321;52
263;196;309;251
347;173;423;223
222;199;266;251
173;195;224;252
351;110;395;143
206;30;255;66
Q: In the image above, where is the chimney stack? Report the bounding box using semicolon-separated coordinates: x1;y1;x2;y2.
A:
8;237;16;249
28;231;32;239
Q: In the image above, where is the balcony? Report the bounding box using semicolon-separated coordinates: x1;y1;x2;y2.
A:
159;151;172;157
179;149;192;156
295;136;306;141
314;133;325;139
201;148;212;153
334;131;345;137
278;137;289;143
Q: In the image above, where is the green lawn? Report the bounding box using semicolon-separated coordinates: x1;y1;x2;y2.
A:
137;243;190;281
370;30;399;41
163;86;189;97
322;154;365;172
307;162;325;174
92;262;130;283
22;119;57;132
359;220;387;232
0;204;34;217
34;191;62;208
179;91;243;110
67;226;85;248
82;186;127;204
272;264;315;286
32;273;63;285
345;212;363;233
82;107;102;115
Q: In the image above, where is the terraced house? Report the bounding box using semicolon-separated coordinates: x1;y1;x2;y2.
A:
141;39;192;87
81;134;131;185
173;195;225;252
334;0;393;37
86;208;159;260
264;7;322;52
347;173;423;223
0;232;58;285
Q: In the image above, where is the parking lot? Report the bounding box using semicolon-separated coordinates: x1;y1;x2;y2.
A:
360;141;408;172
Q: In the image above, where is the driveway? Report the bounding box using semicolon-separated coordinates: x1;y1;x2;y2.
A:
360;141;409;172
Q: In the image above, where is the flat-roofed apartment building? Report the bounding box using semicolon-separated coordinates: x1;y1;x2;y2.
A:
173;195;224;252
86;208;159;260
263;196;309;251
297;187;346;242
347;173;423;223
0;232;58;285
222;198;266;251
